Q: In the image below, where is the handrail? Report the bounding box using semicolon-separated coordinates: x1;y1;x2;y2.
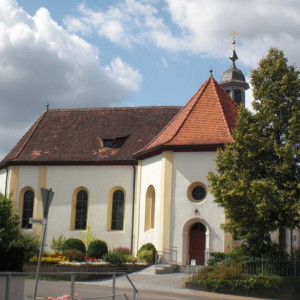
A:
155;246;177;269
0;271;138;300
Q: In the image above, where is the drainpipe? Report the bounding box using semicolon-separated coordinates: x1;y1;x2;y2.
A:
290;229;293;256
4;166;8;197
130;163;136;252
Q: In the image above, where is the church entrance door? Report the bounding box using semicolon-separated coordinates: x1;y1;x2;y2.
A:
189;222;206;265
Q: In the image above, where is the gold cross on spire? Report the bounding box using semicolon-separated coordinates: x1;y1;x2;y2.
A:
231;30;238;41
231;30;238;50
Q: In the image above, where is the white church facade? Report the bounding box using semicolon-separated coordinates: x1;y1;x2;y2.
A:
1;43;298;265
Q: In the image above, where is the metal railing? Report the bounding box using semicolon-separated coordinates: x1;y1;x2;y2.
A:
155;247;177;270
186;257;300;279
0;271;138;300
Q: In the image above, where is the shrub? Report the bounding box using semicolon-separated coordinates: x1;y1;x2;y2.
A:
208;252;227;265
62;238;86;254
16;231;40;262
0;193;20;245
137;250;153;264
50;235;66;253
137;243;156;264
103;250;127;265
62;249;85;262
87;240;108;259
114;247;132;255
0;243;25;271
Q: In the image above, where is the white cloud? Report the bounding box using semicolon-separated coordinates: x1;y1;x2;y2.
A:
105;57;142;92
65;0;300;68
0;0;142;159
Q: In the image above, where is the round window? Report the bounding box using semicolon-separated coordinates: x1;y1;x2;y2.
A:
192;186;206;201
187;182;207;203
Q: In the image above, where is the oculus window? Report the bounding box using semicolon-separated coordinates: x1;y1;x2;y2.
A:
188;182;207;203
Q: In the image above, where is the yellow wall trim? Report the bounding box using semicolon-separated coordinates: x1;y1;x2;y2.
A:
159;151;173;251
71;187;89;231
133;161;142;255
35;166;48;237
106;186;126;231
7;166;19;207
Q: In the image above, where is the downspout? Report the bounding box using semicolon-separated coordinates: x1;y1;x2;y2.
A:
4;166;8;197
290;229;293;256
130;163;136;252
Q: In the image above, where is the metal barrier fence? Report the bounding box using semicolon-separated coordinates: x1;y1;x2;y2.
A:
0;271;138;300
185;257;300;279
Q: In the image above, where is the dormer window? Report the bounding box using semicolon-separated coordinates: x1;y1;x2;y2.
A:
103;139;113;148
100;135;130;149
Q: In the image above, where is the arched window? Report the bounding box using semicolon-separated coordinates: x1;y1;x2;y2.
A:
75;190;88;230
22;190;34;229
145;185;155;231
111;190;124;230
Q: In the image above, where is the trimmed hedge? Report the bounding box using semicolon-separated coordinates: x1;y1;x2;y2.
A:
137;243;156;264
87;240;108;259
62;238;86;254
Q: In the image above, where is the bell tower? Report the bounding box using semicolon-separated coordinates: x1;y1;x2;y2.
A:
220;32;249;105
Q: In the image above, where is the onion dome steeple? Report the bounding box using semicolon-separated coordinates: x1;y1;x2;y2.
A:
220;32;249;105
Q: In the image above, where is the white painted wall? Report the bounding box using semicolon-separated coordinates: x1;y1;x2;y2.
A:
15;165;135;251
137;155;162;251
171;151;225;264
0;168;6;195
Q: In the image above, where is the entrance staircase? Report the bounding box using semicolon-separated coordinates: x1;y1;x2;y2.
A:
155;246;178;274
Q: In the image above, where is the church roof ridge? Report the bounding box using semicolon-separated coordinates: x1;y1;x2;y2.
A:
45;105;182;112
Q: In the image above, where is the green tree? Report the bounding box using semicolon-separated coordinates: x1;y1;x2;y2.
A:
208;48;300;255
0;193;20;245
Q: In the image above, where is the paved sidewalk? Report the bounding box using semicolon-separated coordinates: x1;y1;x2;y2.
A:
78;265;268;300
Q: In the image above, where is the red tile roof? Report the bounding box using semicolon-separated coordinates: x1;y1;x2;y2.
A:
1;77;239;166
1;107;181;166
134;76;239;158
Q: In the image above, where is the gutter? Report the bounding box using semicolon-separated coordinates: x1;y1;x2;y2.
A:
130;163;136;252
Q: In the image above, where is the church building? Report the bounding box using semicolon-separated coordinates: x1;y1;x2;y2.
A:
2;41;296;265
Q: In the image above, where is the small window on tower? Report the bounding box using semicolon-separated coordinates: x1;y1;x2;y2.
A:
234;89;242;104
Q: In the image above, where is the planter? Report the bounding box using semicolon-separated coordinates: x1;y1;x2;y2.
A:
23;263;148;281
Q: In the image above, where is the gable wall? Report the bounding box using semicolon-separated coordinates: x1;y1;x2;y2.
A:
171;151;225;264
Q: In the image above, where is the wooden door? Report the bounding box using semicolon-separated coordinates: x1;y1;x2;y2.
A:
189;223;206;265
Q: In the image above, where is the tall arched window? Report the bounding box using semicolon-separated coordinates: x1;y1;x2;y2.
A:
145;185;155;231
22;190;34;229
75;190;88;230
111;190;124;230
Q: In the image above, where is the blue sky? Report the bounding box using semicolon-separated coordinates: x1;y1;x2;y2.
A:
1;0;300;159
